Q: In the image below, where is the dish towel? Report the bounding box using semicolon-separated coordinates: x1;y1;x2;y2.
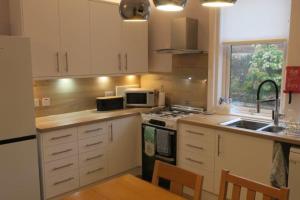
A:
156;129;171;156
144;126;156;157
270;142;288;188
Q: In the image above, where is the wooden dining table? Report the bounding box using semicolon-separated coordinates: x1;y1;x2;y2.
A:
63;174;186;200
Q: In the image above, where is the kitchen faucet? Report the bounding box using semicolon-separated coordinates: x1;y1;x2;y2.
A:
257;80;282;126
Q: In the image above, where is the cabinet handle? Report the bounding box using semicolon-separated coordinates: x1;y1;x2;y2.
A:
52;163;74;171
56;52;60;73
125;53;128;71
85;128;102;133
65;52;69;72
53;177;74;186
86;167;104;175
86;154;103;161
186;144;204;150
85;141;103;147
187;130;205;136
51;148;72;156
118;53;122;71
186;157;204;165
50;134;72;141
110;124;113;142
217;135;221;156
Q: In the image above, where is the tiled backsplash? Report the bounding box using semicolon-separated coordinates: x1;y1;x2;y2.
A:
141;54;208;109
33;76;140;117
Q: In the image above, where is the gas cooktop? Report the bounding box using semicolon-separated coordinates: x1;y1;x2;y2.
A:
142;105;204;130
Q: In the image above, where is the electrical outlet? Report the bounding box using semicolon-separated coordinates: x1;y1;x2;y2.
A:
42;97;51;107
34;98;40;107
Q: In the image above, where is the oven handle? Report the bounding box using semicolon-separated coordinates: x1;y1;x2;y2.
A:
142;123;176;132
155;155;175;162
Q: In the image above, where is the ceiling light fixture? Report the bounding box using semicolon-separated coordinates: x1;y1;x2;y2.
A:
153;0;187;12
201;0;237;7
119;0;151;21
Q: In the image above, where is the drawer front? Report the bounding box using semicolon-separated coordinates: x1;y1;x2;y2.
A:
79;148;106;167
78;122;107;140
78;134;107;153
178;161;214;192
180;136;215;156
44;156;78;177
80;162;107;186
45;170;79;199
179;149;214;171
42;128;77;146
43;142;78;162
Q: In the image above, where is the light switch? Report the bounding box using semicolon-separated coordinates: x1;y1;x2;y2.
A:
42;97;51;106
105;91;114;97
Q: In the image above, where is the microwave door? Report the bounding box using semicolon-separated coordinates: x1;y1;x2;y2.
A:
126;93;147;106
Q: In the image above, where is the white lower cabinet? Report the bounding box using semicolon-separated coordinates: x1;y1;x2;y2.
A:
178;123;274;199
40;116;141;199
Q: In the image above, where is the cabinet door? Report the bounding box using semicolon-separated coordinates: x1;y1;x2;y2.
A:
90;1;122;75
21;0;61;77
122;21;148;74
107;116;140;176
214;131;273;198
59;0;91;76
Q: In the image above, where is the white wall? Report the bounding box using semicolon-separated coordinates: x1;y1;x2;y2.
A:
221;0;291;41
284;0;300;121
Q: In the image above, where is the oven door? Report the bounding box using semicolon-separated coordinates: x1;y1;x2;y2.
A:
141;123;176;181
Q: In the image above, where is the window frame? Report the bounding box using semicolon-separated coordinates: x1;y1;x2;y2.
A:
222;39;288;117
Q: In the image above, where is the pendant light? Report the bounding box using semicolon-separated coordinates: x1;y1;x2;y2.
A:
153;0;187;12
119;0;151;21
201;0;237;7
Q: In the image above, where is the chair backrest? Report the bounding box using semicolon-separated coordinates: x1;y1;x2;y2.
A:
218;170;289;200
152;160;204;200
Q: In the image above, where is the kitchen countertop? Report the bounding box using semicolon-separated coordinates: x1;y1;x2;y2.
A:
179;114;300;146
36;108;152;133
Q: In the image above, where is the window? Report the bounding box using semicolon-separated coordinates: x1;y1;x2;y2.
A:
223;41;287;115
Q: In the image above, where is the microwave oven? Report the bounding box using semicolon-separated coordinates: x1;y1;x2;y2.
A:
125;88;155;107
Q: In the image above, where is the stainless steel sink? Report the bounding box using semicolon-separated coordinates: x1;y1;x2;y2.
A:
221;118;285;133
259;126;285;133
221;119;269;130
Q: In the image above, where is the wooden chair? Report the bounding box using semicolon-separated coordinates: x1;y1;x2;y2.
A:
152;160;204;200
218;170;289;200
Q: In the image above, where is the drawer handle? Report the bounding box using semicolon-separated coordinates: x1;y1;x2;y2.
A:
50;134;72;141
85;128;103;133
53;177;74;186
186;130;204;136
86;154;104;161
186;157;204;165
85;141;103;147
51;148;73;156
86;167;104;175
52;163;74;171
186;144;204;150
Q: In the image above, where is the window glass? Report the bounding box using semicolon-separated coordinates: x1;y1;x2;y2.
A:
229;43;285;111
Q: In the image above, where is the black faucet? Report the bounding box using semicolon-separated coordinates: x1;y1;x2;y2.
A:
257;80;281;126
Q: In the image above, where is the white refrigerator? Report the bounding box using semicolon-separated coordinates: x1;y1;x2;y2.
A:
0;36;41;200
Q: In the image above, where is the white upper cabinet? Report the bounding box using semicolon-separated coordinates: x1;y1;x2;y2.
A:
59;0;91;76
122;22;148;74
10;0;91;78
10;0;148;78
90;1;122;75
10;0;61;77
90;1;148;75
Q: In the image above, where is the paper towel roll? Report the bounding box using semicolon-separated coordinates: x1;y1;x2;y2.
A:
158;92;165;107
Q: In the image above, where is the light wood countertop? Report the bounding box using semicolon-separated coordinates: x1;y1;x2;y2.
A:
179;114;300;146
36;108;152;133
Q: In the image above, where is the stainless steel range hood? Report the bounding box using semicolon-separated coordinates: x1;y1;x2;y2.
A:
155;17;207;55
